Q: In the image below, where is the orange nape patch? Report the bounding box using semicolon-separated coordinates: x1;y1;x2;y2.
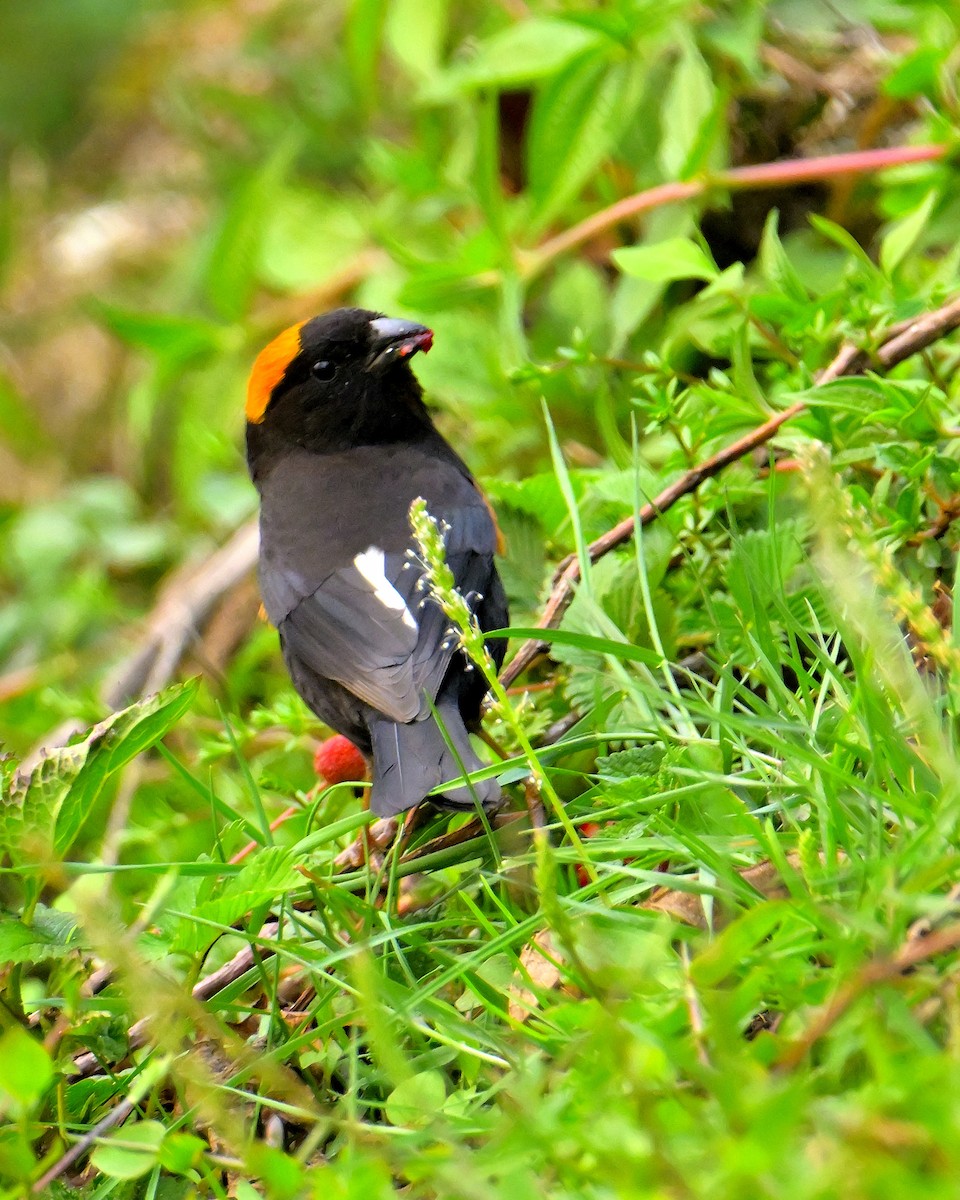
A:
245;321;305;424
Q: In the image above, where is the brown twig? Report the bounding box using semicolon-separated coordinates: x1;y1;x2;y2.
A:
500;292;960;688
101;519;259;709
32;1096;137;1193
775;920;960;1071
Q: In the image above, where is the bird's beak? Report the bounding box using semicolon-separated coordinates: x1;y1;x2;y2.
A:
367;316;434;372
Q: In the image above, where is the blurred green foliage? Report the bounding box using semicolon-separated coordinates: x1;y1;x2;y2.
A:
5;0;960;1195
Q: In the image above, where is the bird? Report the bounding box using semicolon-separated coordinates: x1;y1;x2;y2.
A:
245;307;508;818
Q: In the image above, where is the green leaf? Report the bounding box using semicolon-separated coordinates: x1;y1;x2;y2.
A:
527;55;644;233
757;209;809;302
347;0;388;108
385;1070;446;1128
426;19;604;95
613;237;718;283
205;140;296;321
171;846;300;954
90;1120;166;1180
595;746;665;781
159;1132;208;1176
0;905;81;964
809;214;880;277
691;902;794;987
2;679;198;862
492;626;662;669
0;1026;53;1114
880;190;937;276
93;303;224;364
56;679;199;855
658;38;718;178
385;0;448;79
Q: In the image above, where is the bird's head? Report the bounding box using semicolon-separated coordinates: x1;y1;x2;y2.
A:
245;307;434;470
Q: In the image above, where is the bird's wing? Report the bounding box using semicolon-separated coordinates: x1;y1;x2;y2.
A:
260;442;501;723
278;501;498;725
279;547;425;722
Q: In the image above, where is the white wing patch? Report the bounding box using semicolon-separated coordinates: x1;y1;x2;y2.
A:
353;546;418;631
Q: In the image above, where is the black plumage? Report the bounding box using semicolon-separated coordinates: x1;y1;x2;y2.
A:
246;307;508;817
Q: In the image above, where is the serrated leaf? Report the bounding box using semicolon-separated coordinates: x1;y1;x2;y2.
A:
527;55;644;233
487;470;589;540
726;523;805;623
596;745;665;781
613;237;718;284
171;846;300;955
3;680;198;863
0;906;82;964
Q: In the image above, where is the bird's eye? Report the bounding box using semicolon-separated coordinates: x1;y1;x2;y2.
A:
311;360;337;382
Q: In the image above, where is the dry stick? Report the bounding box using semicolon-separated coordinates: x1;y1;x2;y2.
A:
32;1096;137;1194
775;920;960;1072
500;292;960;688
102;519;259;709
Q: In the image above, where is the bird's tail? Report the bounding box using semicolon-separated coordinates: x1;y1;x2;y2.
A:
367;697;501;818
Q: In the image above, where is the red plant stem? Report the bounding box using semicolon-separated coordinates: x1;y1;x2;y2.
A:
524;143;948;275
229;805;299;864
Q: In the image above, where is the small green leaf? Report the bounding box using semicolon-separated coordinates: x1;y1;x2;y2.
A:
171;846;300;955
658;38;718;178
757;210;808;302
880;190;937;277
691;902;794;988
427;19;604;95
385;0;448;79
0;906;81;964
385;1070;446;1128
613;237;718;283
809;214;880;277
0;1026;53;1114
91;1120;166;1180
159;1132;208;1176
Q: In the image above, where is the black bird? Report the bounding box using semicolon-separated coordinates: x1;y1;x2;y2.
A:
245;307;508;818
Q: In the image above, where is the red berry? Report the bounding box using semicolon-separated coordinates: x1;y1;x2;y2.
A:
575;822;601;887
313;734;367;786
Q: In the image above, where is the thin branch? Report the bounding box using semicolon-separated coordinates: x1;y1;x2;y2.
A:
500;291;960;688
32;1096;136;1193
522;144;948;279
775;920;960;1072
